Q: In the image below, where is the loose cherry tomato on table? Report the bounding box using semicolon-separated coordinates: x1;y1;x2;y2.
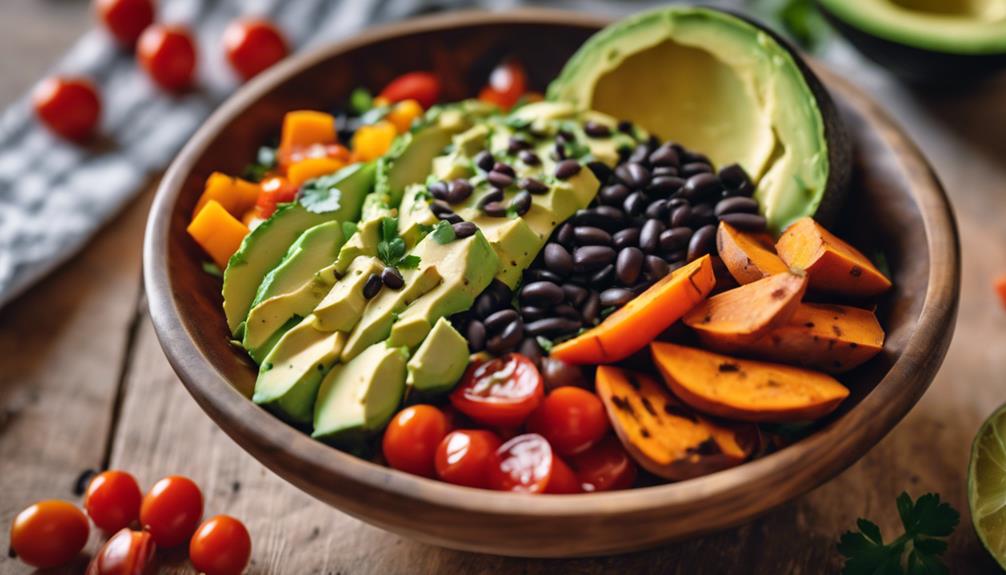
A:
9;500;90;568
382;405;450;477
435;429;502;488
378;71;441;109
95;0;155;46
478;59;527;110
32;76;101;141
86;528;155;575
224;19;289;81
138;24;197;92
254;176;299;219
545;457;582;494
189;515;252;575
570;436;638;492
489;433;555;494
450;353;544;428
139;475;203;547
527;387;609;456
85;470;143;532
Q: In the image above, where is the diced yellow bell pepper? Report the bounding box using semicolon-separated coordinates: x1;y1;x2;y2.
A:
193;172;260;217
187;200;250;269
385;99;423;133
352;121;397;161
287;157;346;187
279;110;337;157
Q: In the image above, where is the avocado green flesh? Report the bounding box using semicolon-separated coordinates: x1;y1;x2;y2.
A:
547;6;831;233
312;257;385;332
253;326;348;424
406;317;470;395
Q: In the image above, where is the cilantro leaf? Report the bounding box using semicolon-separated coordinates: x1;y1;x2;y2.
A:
397;255;421;270
297;173;345;214
341;221;358;239
431;220;456;244
535;336;554;353
349;87;374;114
376;216;421;269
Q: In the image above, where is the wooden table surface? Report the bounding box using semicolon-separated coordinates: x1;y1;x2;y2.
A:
2;1;1005;573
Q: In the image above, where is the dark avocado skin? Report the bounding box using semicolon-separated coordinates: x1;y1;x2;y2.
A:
817;3;1006;83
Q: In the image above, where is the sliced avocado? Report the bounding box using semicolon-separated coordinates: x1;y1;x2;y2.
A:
223;204;338;335
464;216;543;288
333;216;384;275
298;161;375;225
243;268;335;364
312;342;409;445
547;6;850;232
406;317;469;395
312;256;384;332
250;221;344;310
253;322;347;424
397;183;439;247
387;231;498;349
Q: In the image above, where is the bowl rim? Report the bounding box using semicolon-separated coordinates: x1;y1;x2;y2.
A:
144;8;960;520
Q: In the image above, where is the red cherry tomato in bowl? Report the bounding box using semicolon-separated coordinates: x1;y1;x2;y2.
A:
382;405;449;478
139;475;203;547
189;515;252;575
489;433;555;494
254;176;299;218
85;470;143;532
32;76;101;141
435;429;502;488
378;71;440;109
478;59;527;110
95;0;155;46
224;19;289;81
570;436;637;492
545;457;582;494
86;528;155;575
527;387;609;456
138;24;197;92
9;500;90;568
450;353;544;428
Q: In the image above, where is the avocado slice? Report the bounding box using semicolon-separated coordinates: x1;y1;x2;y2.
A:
250;221;344;311
312;342;409;446
312;256;384;332
818;0;1006;80
547;6;850;233
406;317;469;396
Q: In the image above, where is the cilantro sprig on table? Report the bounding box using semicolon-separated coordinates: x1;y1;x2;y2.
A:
377;217;420;270
837;492;959;575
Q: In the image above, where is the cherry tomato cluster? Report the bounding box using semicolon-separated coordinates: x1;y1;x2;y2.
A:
8;471;251;575
34;0;291;141
382;353;637;493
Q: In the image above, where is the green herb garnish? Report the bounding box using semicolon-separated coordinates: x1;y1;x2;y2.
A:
298;173;345;214
377;216;421;269
341;221;358;240
242;146;277;182
201;261;223;278
536;336;554;353
349;87;374;114
431;220;457;244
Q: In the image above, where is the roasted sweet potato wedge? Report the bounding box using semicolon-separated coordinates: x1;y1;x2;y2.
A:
550;255;715;365
595;366;757;481
682;272;807;344
775;217;891;298
650;342;849;422
697;303;885;373
716;221;790;285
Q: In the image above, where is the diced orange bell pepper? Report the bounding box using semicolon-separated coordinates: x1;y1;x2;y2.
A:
187;200;250;269
279;110;336;161
352;120;397;161
287;157;345;187
996;275;1006;311
193;172;260;218
385;99;423;133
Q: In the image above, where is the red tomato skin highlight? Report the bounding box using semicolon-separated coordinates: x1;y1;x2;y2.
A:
545;457;582;494
189;515;252;575
570;436;638;492
379;72;441;109
85;470;143;532
85;528;155;575
527;387;609;456
489;433;554;494
435;429;502;488
32;77;102;141
450;353;544;428
138;25;197;92
224;19;289;81
9;500;90;569
139;475;204;548
95;0;155;46
382;405;450;478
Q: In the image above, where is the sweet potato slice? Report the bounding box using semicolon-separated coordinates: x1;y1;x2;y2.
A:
776;217;891;297
697;303;885;373
550;255;715;365
595;366;757;481
682;272;807;344
716;221;790;285
650;342;849;422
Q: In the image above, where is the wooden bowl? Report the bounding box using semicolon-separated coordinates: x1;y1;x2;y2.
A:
144;9;960;557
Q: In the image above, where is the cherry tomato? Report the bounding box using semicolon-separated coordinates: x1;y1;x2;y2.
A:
434;429;502;488
224;19;288;81
545;457;581;494
139;475;203;547
570;436;637;492
378;71;441;109
138;24;197;92
527;387;609;456
450;353;544;427
382;405;450;477
281;143;350;169
254;176;299;218
32;76;101;141
478;59;527;110
489;433;554;494
9;500;89;568
85;470;143;532
95;0;154;46
189;515;252;575
86;528;155;575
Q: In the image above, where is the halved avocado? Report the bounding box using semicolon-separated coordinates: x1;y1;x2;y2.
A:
818;0;1006;80
547;6;850;233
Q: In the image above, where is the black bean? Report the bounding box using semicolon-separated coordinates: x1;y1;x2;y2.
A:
476;188;504;209
648;144;680;167
573;226;612;246
669;205;692;228
615;162;651;189
645;199;670;220
652;166;679;178
648;175;686;195
584;121;611;138
666;250;687;264
474;150;495;172
521;306;548;322
690;203;717;227
612;227;640;250
507;136;531;154
543;243;574;276
466;320;486;352
600;288;635;307
645;255;670;279
488;170;514;189
639;219;665;253
616;247;644;285
520;281;564;306
556;222;575;247
735;180;756;197
520;177;549;194
363;273;382;299
497;320;524;349
525;317;581;337
510;191;532;216
493;161;516;177
681;173;721;202
627;144;650;164
660;226;693;252
587;161;612;183
589;264;615;286
519;150;541;166
474;292;499;318
551;141;567;161
680;162;713;177
719;212;768;232
554;304;581;320
556;129;575;143
683;151;711;165
430;199;453;216
687;224;717;261
617;120;634;134
715;196;759;216
489;279;512;303
600;183;631;206
718;162;752;190
381;267;404;290
482;201;508;217
567;273;590;287
624;191;648;217
581;291;601;325
524;268;563;285
562;284;588;307
574;246;616;272
542;358;589;391
518;338;544;366
575;207;623;231
452;221;477;239
447;179;473;203
555;159;582;180
438;213;463;224
428;180;449;201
